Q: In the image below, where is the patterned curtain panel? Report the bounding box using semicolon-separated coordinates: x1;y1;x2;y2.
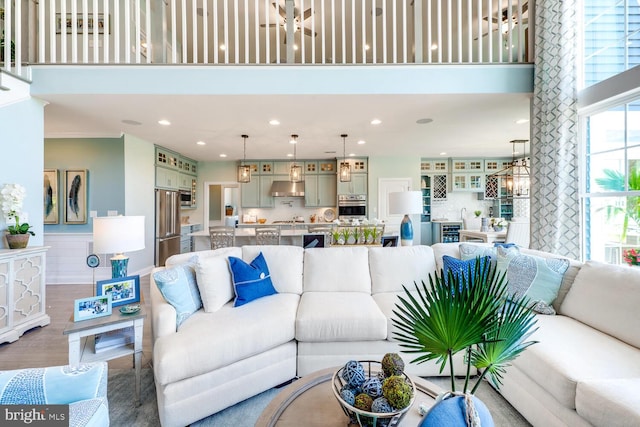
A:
530;0;580;259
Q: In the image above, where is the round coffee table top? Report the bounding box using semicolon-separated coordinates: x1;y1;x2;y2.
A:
256;367;443;427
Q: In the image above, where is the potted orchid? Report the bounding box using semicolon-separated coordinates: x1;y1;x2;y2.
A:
1;184;35;249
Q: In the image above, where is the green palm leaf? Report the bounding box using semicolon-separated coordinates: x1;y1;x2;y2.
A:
594;167;640;242
392;257;537;393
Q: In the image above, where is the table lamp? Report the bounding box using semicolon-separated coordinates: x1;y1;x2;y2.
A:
93;216;145;278
389;191;423;246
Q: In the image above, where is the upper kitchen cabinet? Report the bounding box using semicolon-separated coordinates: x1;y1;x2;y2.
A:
420;159;449;173
451;159;483;172
156;146;179;169
305;174;337;207
337;158;368;195
155;146;198;192
421;160;448;201
156;166;179;190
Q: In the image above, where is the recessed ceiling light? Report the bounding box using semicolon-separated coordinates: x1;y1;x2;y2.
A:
269;119;280;125
219;153;227;158
121;119;142;126
440;152;447;156
515;119;530;124
357;140;366;145
287;153;293;157
158;119;171;126
416;118;434;124
349;153;356;157
370;119;381;125
196;141;206;146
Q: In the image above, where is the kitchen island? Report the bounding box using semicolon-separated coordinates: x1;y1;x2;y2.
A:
189;223;335;251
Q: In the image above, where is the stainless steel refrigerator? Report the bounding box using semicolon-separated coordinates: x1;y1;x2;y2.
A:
155;189;181;266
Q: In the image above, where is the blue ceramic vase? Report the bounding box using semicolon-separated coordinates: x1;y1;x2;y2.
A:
419;394;494;427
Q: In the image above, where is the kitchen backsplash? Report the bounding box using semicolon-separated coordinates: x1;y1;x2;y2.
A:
239;197;335;223
431;193;494;221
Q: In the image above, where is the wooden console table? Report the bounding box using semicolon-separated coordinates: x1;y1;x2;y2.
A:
0;247;51;344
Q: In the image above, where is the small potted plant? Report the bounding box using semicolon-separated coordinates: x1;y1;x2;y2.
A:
493;219;506;232
474;210;482;218
1;184;35;249
392;259;538;425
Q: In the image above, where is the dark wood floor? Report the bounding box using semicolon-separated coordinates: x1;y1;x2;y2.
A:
0;275;153;371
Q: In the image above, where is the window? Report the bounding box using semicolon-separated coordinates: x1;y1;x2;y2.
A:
582;100;640;264
582;0;640;88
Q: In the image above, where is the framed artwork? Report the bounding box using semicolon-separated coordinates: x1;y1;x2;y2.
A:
74;294;112;322
382;236;399;247
56;13;109;34
64;169;88;224
43;169;59;224
96;275;141;308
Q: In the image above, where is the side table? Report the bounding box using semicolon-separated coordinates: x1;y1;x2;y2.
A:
63;306;146;404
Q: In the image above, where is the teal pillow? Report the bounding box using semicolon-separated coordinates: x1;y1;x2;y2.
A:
496;248;570;314
228;252;277;307
154;263;203;327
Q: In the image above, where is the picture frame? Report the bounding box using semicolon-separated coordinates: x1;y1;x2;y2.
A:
74;294;112;322
96;275;141;308
56;13;109;34
43;169;59;224
64;169;88;224
381;236;399;247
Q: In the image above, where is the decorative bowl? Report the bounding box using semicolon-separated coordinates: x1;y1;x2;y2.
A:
120;304;141;315
332;360;416;427
258;218;267;224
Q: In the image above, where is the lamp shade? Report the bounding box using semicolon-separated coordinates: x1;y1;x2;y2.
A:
388;191;423;215
93;216;145;254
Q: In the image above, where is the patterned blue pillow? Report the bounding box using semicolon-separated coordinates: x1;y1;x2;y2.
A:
442;255;491;288
496;247;570;314
228;252;277;307
154;263;203;327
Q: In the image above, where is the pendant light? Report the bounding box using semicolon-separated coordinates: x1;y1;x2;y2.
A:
489;139;530;198
290;134;303;182
339;134;351;182
237;134;251;183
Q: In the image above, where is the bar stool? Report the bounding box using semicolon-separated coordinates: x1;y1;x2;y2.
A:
255;227;281;245
209;226;236;249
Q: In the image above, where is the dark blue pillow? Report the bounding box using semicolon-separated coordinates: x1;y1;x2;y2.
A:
228;252;277;307
442;255;491;288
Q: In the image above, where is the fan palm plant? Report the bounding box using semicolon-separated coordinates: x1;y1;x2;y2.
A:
392;259;538;394
594;167;640;242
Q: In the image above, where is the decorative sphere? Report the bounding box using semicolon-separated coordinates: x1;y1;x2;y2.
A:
340;388;356;406
382;376;413;410
361;377;383;398
381;353;405;377
371;397;394;413
342;360;366;388
354;393;374;412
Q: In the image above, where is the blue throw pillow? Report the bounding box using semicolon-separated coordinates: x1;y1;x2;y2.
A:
494;242;518;249
228;252;277;307
154;263;203;327
442;255;491;288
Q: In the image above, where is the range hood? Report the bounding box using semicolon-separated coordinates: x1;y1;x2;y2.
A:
270;180;305;197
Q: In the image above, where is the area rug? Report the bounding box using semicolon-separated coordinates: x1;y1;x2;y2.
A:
107;368;280;427
108;368;530;426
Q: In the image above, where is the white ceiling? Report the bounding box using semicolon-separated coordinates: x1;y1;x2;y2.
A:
41;91;532;162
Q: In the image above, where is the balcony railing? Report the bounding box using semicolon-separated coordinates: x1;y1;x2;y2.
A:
2;0;533;78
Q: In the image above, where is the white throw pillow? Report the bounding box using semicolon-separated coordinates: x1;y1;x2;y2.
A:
194;247;242;312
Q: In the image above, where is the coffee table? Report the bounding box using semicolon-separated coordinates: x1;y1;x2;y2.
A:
256;367;443;427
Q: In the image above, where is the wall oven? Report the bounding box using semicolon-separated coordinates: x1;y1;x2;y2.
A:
338;194;367;219
180;190;195;208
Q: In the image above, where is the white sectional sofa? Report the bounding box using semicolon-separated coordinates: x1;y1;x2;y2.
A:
149;243;640;427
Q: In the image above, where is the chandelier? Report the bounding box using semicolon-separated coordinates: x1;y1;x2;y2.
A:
489;139;530;198
339;134;351;182
289;134;302;182
237;134;251;183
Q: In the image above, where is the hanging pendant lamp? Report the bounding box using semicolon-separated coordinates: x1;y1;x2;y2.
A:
290;134;303;182
339;134;351;182
237;134;251;183
489;139;530;198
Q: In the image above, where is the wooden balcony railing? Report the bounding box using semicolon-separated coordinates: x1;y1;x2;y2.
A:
2;0;533;79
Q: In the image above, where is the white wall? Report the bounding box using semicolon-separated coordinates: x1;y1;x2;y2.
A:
124;133;155;276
